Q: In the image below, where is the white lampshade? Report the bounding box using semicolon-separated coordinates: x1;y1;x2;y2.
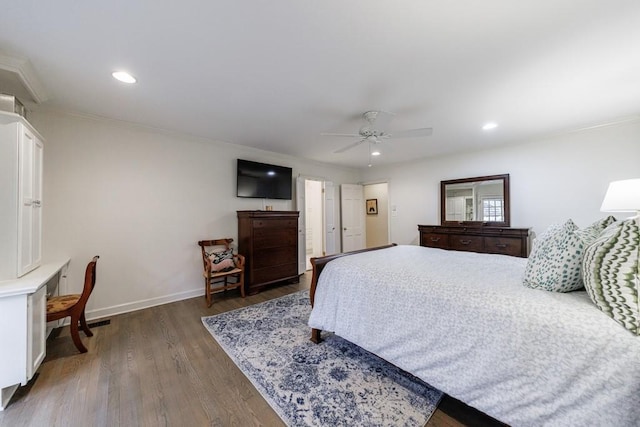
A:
600;179;640;212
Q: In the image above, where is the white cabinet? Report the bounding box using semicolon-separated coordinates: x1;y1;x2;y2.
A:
27;285;46;379
0;112;44;281
0;260;69;411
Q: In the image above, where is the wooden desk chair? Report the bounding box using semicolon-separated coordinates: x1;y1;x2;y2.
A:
198;239;245;307
46;256;99;354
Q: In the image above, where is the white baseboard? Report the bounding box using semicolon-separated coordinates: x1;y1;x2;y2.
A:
84;288;203;322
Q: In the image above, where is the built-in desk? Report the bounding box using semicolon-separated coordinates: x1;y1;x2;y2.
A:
0;259;70;410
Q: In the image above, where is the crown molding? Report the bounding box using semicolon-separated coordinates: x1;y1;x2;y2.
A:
0;52;49;103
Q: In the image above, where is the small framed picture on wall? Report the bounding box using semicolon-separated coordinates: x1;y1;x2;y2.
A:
366;199;378;215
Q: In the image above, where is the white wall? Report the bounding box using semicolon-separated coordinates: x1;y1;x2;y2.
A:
30;110;360;319
361;119;640;245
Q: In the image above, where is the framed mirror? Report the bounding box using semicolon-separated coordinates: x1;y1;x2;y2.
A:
440;174;510;227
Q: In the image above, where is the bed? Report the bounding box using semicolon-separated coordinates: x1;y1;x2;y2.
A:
307;244;640;426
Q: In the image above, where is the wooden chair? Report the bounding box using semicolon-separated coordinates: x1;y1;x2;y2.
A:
46;256;100;354
198;239;245;307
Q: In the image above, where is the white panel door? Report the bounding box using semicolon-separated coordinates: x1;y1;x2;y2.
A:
17;126;34;276
323;181;336;256
296;176;306;274
340;184;365;252
31;139;43;269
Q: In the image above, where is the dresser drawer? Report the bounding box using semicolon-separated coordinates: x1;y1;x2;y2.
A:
253;263;298;284
253;232;297;249
484;228;527;238
417;224;530;258
449;234;484;252
252;219;297;229
484;237;523;257
421;232;449;249
252;246;297;269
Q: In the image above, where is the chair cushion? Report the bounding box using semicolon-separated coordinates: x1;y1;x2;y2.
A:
206;249;236;272
47;294;81;314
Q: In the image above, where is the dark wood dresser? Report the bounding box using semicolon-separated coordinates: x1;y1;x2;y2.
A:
237;210;300;293
418;225;530;257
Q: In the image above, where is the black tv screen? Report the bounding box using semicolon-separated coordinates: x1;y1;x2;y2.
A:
236;159;293;200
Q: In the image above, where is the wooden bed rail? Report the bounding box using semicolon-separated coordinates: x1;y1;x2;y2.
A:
309;243;397;343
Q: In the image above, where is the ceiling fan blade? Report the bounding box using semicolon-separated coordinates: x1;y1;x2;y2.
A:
333;139;366;153
320;132;362;138
389;127;433;138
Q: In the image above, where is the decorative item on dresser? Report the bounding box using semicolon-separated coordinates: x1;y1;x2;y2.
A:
418;225;530;257
237;210;300;294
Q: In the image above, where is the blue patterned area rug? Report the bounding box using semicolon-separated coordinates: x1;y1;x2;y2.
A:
202;290;443;426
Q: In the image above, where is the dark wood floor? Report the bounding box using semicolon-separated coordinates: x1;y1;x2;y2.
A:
0;272;503;427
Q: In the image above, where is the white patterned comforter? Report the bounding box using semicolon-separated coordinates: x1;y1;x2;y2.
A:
308;245;640;427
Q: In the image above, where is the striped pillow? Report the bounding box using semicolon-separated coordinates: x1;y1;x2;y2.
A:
582;218;640;334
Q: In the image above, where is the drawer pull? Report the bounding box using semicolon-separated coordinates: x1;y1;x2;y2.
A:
459;239;471;245
495;244;507;248
430;237;440;242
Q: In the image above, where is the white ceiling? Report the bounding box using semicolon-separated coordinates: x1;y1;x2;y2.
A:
1;1;639;169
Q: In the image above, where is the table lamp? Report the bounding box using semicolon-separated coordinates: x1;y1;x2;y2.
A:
600;178;640;222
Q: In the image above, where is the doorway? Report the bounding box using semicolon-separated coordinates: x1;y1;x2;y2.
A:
364;182;390;248
304;179;323;270
296;177;337;273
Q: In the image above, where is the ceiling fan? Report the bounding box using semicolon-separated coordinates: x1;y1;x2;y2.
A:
321;110;433;154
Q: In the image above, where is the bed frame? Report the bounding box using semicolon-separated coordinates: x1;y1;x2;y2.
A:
309;244;397;343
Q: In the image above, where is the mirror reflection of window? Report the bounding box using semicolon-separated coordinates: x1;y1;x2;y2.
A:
482;198;504;222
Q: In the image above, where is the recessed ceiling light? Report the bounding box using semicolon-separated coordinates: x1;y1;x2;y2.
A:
112;71;137;84
371;150;381;156
482;122;498;130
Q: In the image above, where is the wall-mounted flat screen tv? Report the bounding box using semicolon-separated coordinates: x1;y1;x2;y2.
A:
236;159;293;200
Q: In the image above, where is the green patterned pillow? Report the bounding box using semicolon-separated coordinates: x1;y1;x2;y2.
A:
574;215;617;243
523;217;618;292
582;219;640;335
523;220;584;292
